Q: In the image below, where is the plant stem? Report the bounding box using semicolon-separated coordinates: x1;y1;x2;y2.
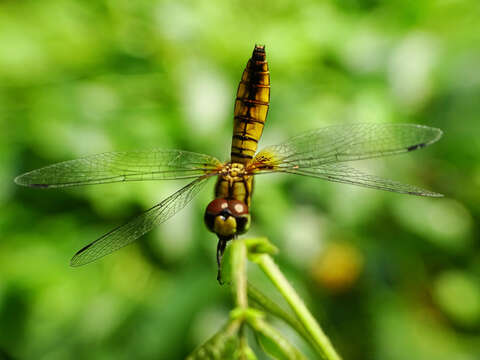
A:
247;282;314;350
231;239;248;309
230;239;249;358
255;254;342;360
247;315;307;360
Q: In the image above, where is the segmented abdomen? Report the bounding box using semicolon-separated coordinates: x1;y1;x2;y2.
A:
230;45;270;164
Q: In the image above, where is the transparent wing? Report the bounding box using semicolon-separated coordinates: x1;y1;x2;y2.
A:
15;149;221;188
288;163;443;197
249;123;443;197
253;123;442;169
71;175;212;266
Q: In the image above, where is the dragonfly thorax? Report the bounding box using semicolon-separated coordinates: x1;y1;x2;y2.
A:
215;162;253;208
219;162;247;183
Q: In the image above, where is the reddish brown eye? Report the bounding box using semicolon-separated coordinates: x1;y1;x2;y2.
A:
206;198;228;215
228;200;248;216
205;198;228;233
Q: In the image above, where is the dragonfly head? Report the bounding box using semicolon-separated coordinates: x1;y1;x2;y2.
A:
204;198;250;240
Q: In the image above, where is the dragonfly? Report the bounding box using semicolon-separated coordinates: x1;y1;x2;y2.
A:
15;45;443;282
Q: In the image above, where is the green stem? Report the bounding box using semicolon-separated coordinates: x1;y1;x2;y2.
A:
247;282;315;351
247;315;307;360
230;239;249;358
255;254;342;360
231;239;248;309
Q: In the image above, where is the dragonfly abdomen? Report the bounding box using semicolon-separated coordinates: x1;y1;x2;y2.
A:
231;45;270;164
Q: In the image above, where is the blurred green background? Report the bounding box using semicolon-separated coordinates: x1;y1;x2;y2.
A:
1;0;479;359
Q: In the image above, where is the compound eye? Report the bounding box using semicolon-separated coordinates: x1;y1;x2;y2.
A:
228;200;249;216
206;198;228;215
236;214;251;234
204;199;228;233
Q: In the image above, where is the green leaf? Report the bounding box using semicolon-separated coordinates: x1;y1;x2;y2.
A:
234;343;258;360
244;237;279;262
187;320;241;360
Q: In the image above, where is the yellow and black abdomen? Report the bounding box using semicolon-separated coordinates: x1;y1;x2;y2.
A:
231;45;270;164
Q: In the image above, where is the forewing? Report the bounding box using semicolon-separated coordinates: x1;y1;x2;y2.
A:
253;123;442;170
288;164;443;197
70;176;212;266
249;123;443;197
15;149;221;188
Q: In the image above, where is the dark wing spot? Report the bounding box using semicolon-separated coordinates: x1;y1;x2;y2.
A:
70;242;96;266
407;143;426;151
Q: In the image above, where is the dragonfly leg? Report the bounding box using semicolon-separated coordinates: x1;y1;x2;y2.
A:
216;239;227;284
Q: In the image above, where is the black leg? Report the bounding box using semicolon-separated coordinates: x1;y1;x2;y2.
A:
216;239;227;284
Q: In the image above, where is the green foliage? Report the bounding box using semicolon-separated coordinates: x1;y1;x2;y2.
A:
189;237;339;359
187;321;241;360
